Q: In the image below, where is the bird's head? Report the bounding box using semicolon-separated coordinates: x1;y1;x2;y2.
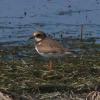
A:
29;31;46;42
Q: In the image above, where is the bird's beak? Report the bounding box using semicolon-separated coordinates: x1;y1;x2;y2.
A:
29;36;34;40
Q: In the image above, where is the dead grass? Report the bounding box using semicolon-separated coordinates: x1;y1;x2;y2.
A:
0;44;100;99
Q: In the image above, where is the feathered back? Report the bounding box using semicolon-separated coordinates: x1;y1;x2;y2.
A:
36;38;66;53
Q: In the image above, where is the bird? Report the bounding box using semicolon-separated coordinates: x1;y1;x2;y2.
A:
86;91;100;100
30;31;74;71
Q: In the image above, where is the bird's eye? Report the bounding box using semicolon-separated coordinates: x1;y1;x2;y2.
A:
36;34;41;37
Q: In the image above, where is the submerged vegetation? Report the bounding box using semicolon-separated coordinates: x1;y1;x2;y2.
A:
0;43;100;99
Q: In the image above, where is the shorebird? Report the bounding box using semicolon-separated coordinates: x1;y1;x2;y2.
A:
30;31;74;70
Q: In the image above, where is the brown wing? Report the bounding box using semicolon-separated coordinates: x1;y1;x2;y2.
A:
37;38;65;53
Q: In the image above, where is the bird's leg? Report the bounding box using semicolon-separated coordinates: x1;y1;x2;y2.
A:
48;59;53;71
41;59;53;79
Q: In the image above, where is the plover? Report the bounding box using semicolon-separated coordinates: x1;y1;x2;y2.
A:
30;31;74;70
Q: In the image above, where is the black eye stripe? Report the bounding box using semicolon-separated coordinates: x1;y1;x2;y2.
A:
35;33;46;38
36;34;41;37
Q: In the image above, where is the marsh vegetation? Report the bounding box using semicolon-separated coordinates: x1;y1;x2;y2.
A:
0;43;100;100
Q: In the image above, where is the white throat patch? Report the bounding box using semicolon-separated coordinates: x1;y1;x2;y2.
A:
35;37;42;42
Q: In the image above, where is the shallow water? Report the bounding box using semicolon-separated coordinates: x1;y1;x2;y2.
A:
0;0;100;46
